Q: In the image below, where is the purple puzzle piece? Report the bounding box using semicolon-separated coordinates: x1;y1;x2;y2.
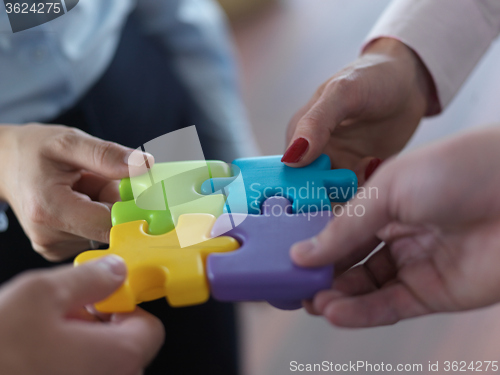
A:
207;197;334;310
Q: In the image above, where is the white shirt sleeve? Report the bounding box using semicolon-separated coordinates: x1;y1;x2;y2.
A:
364;0;500;111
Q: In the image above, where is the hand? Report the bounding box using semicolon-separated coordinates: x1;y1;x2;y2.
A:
283;38;438;184
291;126;500;327
0;256;164;375
0;124;152;260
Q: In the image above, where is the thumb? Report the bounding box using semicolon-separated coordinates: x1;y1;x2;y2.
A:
49;255;127;310
46;129;153;179
282;82;354;168
290;164;394;269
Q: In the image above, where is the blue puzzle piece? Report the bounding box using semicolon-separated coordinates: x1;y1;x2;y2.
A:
201;154;357;214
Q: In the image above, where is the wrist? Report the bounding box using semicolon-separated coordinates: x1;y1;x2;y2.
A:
363;37;440;116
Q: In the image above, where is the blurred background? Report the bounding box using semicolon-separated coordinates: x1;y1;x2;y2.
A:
216;0;500;374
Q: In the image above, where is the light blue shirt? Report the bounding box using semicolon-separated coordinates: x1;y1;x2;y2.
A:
0;0;259;228
0;0;258;155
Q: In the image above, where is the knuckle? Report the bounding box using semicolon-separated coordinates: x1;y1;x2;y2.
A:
327;77;360;113
299;115;321;130
24;196;49;225
327;76;352;93
48;128;82;156
24;194;61;230
297;115;329;138
91;141;117;167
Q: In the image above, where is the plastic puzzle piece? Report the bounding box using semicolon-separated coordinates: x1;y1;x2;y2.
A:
207;197;334;310
111;197;174;236
74;215;240;312
201;154;357;214
112;161;232;235
122;160;231;202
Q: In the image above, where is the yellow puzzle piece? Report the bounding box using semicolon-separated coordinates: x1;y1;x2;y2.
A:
74;214;240;312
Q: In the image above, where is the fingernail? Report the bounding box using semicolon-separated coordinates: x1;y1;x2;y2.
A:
125;150;154;167
364;158;383;180
281;138;309;163
291;237;318;258
96;255;127;277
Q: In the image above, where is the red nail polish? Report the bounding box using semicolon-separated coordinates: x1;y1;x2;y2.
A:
365;158;383;180
281;138;309;163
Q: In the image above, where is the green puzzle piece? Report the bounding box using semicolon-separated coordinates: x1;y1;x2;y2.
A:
112;160;232;235
112;199;174;235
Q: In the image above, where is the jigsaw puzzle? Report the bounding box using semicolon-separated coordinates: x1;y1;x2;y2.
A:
75;153;358;312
